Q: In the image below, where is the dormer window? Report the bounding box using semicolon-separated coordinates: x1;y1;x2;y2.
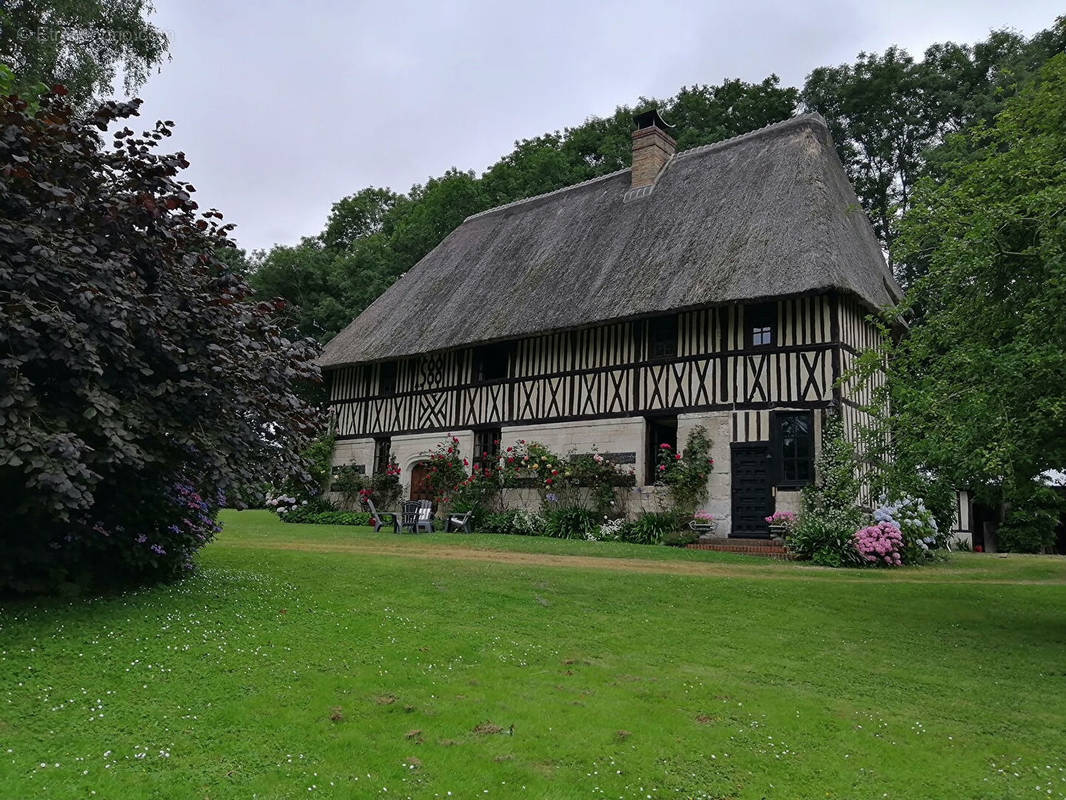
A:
747;303;776;348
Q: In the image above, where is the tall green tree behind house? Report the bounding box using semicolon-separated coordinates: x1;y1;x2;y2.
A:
885;52;1066;549
802;17;1066;280
0;0;169;104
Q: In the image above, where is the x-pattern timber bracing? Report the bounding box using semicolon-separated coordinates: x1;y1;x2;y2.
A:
329;293;885;439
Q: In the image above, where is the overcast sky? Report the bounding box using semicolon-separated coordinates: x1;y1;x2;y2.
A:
127;1;1062;254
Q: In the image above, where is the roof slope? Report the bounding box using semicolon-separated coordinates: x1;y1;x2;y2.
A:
320;114;899;368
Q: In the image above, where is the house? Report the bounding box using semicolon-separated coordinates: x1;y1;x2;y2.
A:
319;111;952;538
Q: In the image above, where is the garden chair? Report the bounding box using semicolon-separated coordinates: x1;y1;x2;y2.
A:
366;499;398;533
400;500;434;534
446;510;473;533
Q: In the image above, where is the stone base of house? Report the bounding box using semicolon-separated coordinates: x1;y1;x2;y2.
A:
330;408;837;539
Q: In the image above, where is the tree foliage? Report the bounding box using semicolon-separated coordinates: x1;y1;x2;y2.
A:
801;18;1066;278
0;0;169;105
0;89;322;592
884;52;1066;534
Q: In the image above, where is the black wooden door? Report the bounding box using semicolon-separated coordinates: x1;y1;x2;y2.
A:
730;443;773;538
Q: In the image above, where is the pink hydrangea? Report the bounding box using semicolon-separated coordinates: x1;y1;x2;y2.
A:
853;521;904;567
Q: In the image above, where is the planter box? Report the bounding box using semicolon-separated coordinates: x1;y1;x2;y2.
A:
689;520;718;535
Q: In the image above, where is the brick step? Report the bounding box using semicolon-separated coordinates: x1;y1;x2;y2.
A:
687;541;792;559
695;539;780;550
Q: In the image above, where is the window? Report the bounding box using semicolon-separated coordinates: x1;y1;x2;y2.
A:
379;361;397;395
747;303;776;348
472;343;510;383
648;315;677;361
373;437;392;475
473;427;501;471
774;411;814;486
645;415;678;484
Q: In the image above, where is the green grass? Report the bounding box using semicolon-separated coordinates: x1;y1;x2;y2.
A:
1;512;1065;799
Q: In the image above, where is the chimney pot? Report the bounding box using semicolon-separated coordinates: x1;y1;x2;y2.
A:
630;109;676;190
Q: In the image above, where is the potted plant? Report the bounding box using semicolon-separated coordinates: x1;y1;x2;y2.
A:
764;511;797;543
689;510;718;535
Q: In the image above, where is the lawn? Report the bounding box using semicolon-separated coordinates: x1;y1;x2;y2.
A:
2;512;1065;799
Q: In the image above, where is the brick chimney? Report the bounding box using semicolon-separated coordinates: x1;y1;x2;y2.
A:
630;109;676;189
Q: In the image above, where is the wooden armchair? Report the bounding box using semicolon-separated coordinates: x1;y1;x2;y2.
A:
446;511;473;533
400;500;434;534
366;499;398;533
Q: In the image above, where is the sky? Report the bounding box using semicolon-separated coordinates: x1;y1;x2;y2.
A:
126;0;1063;255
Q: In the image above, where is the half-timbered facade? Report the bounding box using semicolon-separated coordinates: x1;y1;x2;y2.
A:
320;111;904;537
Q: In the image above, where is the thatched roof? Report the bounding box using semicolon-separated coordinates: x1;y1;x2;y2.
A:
320;114;899;368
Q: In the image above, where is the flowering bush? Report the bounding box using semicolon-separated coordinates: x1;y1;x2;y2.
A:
6;480;227;592
501;440;634;515
422;436;472;502
266;494;307;515
593;517;629;541
694;510;717;523
484;509;547;536
421;435;501;528
656;426;714;513
854;522;905;567
332;458;402;511
874;496;944;561
791;414;864;567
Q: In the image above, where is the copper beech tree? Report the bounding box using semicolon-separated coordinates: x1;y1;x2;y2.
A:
0;88;323;592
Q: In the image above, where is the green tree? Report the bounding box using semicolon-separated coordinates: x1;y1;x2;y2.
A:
887;53;1066;532
0;0;169;104
802;18;1066;278
669;76;798;150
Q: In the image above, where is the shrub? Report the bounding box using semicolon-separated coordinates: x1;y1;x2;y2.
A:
873;497;944;562
483;509;546;536
854;522;905;566
0;89;321;593
421;436;471;500
500;440;634;514
655;426;714;513
790;509;865;567
419;435;502;528
332;460;402;511
998;485;1063;553
280;508;372;526
543;506;600;540
622;511;684;545
791;414;865;566
594;517;630;541
663;530;699;547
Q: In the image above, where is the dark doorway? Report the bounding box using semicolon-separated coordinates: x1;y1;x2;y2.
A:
645;415;678;484
409;461;433;502
731;443;773;538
